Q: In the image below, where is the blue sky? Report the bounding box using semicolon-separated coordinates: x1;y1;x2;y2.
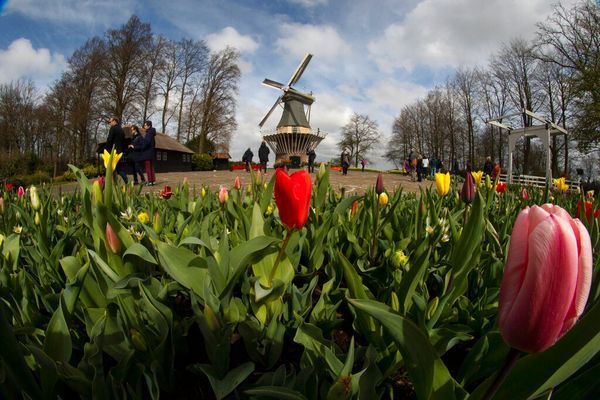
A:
0;0;579;167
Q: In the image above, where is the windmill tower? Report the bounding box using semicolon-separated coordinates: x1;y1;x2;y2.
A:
259;53;326;165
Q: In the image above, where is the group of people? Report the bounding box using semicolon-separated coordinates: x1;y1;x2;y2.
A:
242;142;320;174
406;150;443;182
242;142;271;173
105;117;156;186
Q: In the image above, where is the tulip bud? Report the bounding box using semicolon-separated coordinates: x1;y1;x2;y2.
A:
485;175;492;190
378;192;389;207
97;176;105;190
350;200;358;218
265;203;273;216
137;212;150;224
255;170;262;185
92;180;103;205
246;184;252;194
130;329;148;352
30;186;41;211
521;187;529;201
460;172;474;204
34;212;40;226
234;176;241;190
17;186;24;198
218;186;228;204
317;162;327;180
201;186;206;198
498;204;592;353
0;197;4;214
105;223;121;253
375;173;384;194
0;233;4;247
153;211;162;234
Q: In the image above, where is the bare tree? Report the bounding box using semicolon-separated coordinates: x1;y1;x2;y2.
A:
140;35;167;124
338;112;381;167
194;47;240;153
453;67;479;165
176;39;209;142
102;15;153;122
157;39;181;133
536;1;600;147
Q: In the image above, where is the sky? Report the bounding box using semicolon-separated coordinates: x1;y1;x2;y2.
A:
0;0;581;169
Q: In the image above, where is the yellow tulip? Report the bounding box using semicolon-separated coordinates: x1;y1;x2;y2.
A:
471;171;483;187
435;172;450;196
102;149;123;172
553;177;568;193
378;192;389;206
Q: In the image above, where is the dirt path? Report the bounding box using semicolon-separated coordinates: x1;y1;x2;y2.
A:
56;168;433;195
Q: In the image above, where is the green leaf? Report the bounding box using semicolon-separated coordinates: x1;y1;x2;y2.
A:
155;241;208;300
43;297;72;363
123;243;157;264
244;386;309;400
195;362;255;400
348;298;462;400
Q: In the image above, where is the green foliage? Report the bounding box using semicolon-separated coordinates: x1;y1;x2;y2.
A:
0;166;599;399
192;153;214;171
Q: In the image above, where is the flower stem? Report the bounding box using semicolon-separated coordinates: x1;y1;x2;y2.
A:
481;347;520;400
268;229;292;286
369;194;380;262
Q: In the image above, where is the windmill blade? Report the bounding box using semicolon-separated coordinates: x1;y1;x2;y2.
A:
262;78;286;90
287;53;313;87
259;96;282;128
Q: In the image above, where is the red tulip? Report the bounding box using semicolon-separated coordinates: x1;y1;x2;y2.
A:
498;204;592;353
496;182;507;193
17;186;24;198
521;187;529;201
97;176;105;190
577;200;600;222
351;200;358;218
5;183;13;192
159;185;173;199
274;168;312;230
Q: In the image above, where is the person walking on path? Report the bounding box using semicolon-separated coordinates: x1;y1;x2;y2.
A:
483;156;493;177
242;148;254;172
341;149;350;175
361;158;366;172
306;148;316;173
141;120;157;186
127;125;146;185
106;117;128;184
408;149;417;182
258;141;269;173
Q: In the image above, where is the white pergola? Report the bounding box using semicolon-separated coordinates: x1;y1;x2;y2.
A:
486;109;568;185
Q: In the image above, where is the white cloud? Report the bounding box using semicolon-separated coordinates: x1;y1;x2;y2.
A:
205;26;259;54
365;79;429;112
0;38;67;86
287;0;329;7
368;0;580;72
275;23;351;64
5;0;135;25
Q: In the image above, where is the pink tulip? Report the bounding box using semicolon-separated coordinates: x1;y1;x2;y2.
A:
234;176;241;190
17;186;24;198
498;204;592;353
521;187;529;201
218;186;228;204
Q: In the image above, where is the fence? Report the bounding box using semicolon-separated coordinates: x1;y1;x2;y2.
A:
499;173;580;191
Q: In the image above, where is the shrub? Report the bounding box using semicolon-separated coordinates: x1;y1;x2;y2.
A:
81;164;100;178
192;153;214;171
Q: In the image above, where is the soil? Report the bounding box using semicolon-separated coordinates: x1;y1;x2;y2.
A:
56;169;433;195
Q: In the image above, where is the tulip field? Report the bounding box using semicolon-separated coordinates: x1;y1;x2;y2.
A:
1;154;600;399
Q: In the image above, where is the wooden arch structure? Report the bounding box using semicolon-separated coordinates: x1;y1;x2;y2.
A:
486;109;568;185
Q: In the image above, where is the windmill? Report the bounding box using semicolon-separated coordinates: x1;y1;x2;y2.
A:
259;53;326;166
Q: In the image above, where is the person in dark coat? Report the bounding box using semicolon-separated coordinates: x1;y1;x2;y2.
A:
127;125;146;184
258;142;269;173
341;149;350;175
306;149;316;173
141;120;156;186
483;156;493;177
106;117;128;183
242;148;253;172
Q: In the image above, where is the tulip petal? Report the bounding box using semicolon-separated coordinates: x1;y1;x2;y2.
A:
274;169;312;229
